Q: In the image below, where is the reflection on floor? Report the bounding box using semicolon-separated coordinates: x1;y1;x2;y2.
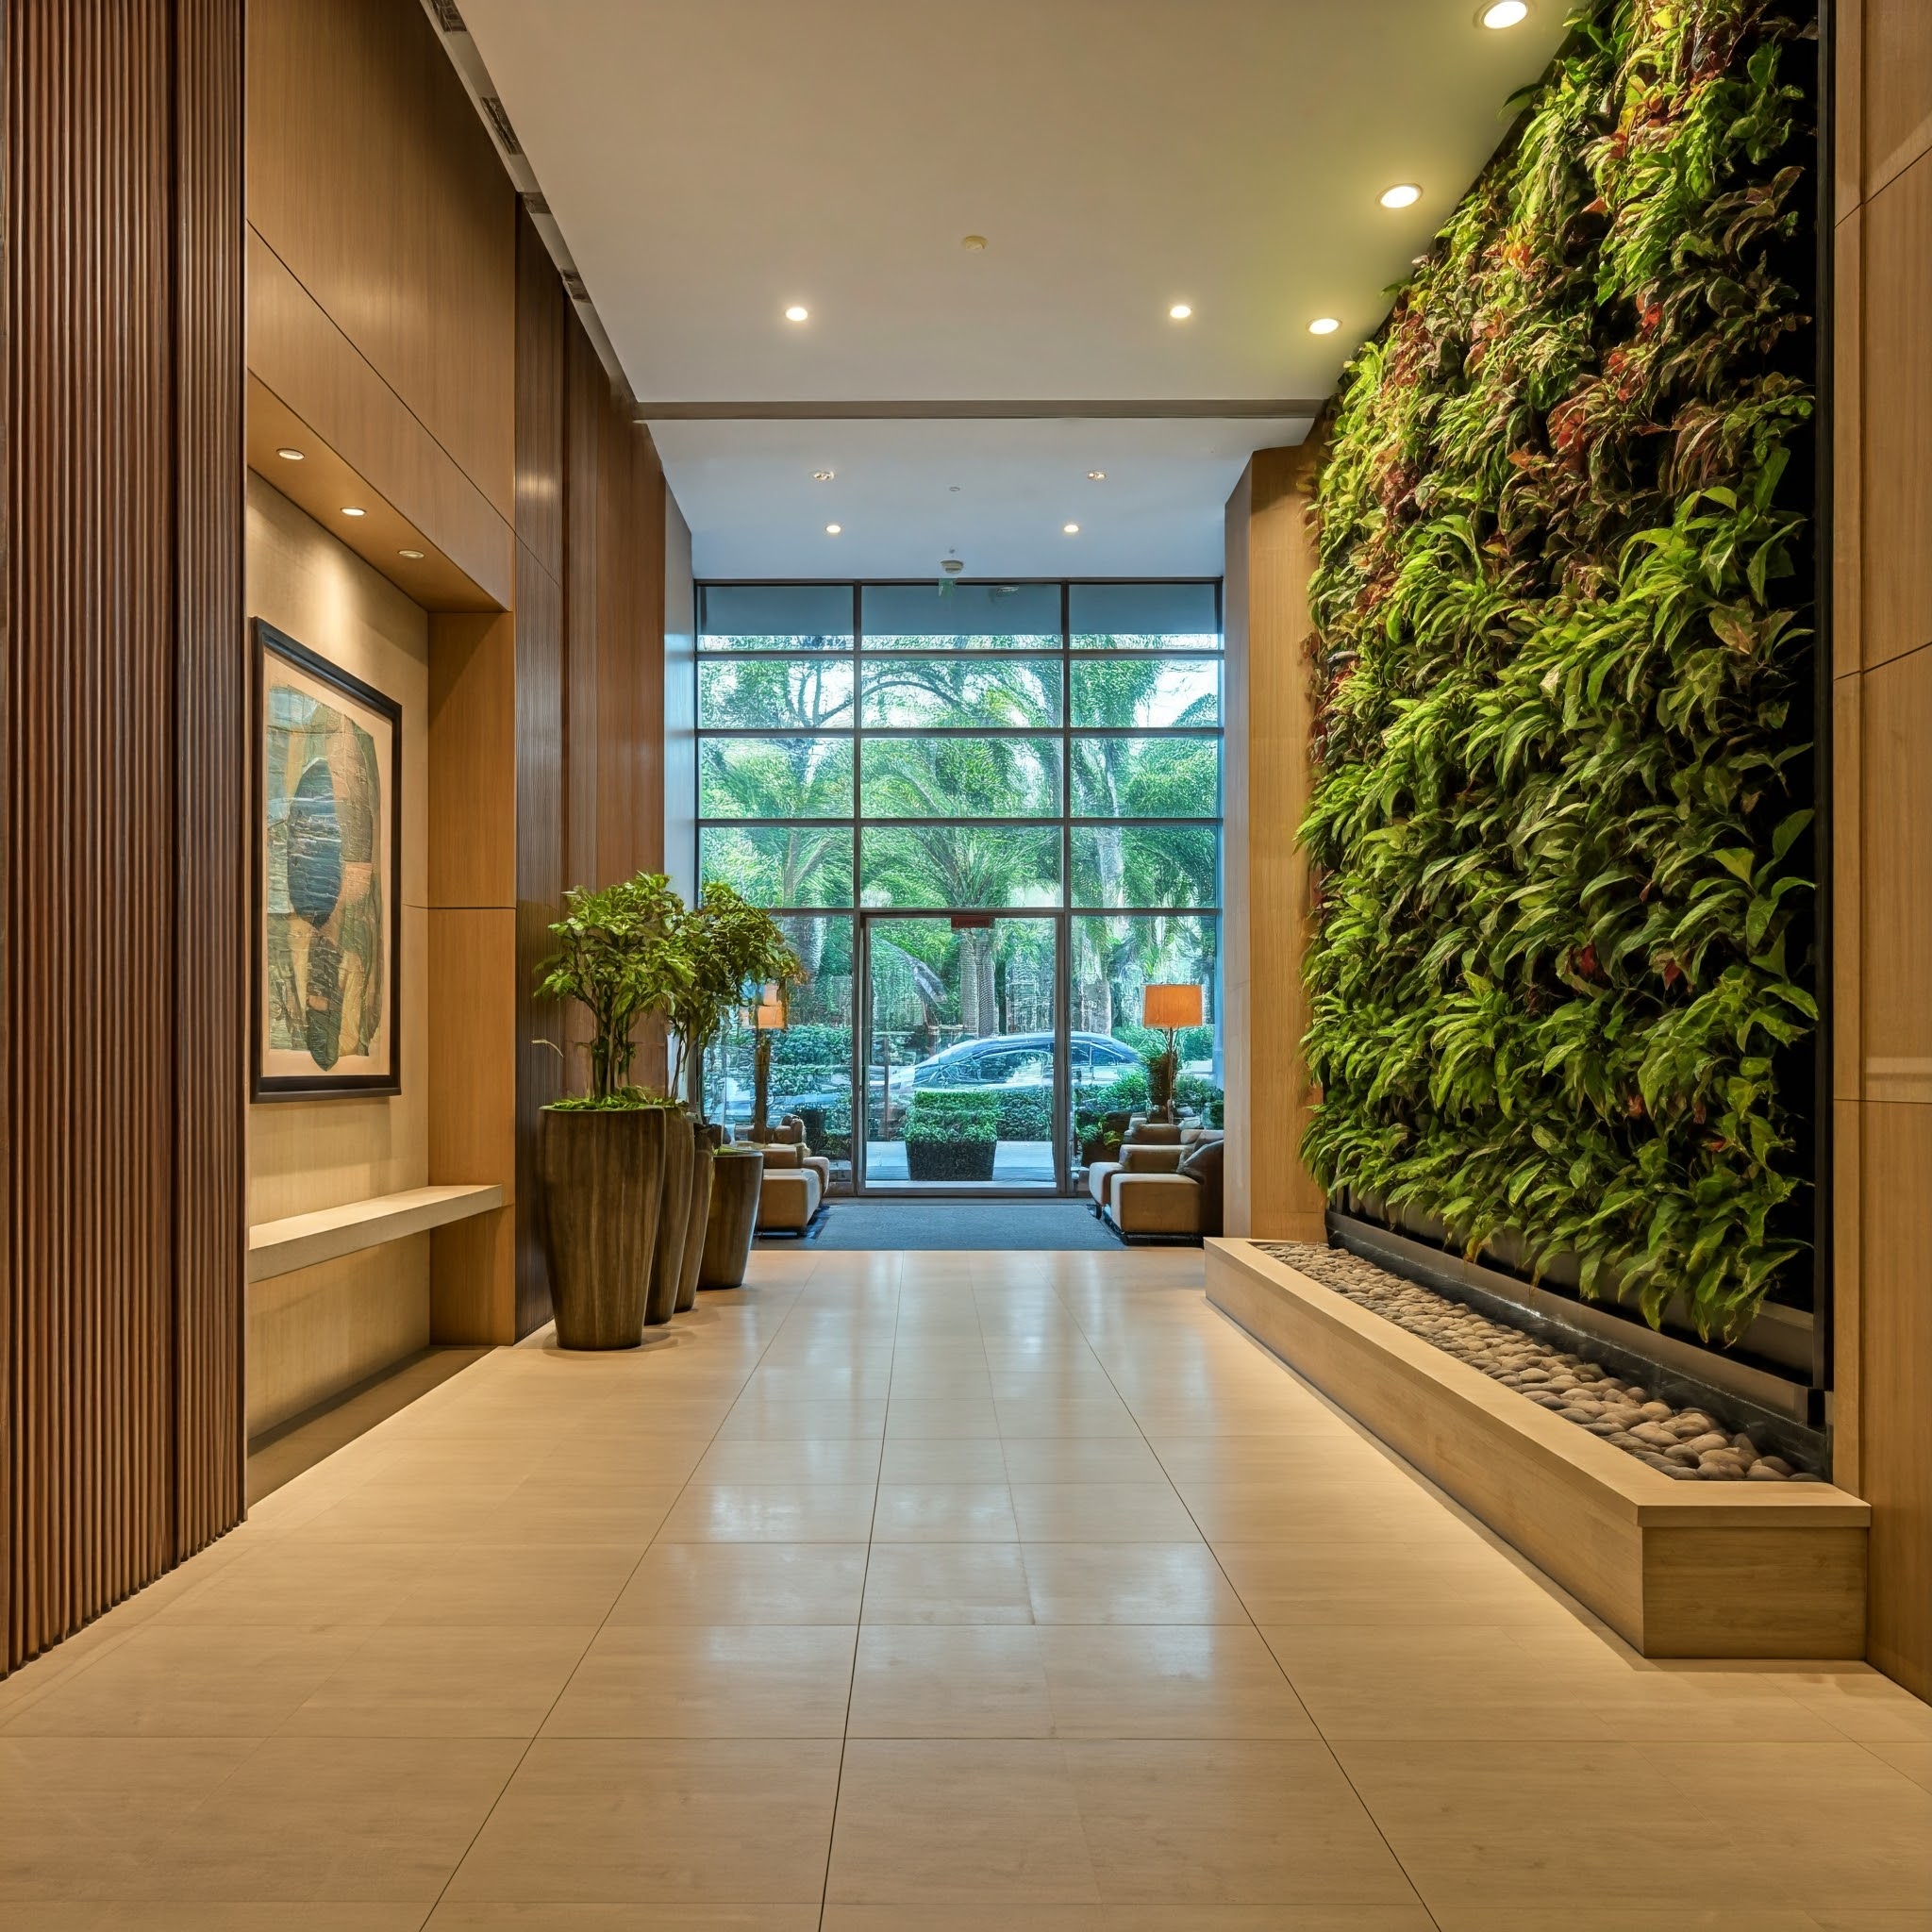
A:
3;1248;1928;1930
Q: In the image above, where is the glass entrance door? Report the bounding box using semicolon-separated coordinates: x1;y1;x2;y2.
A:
858;912;1064;1194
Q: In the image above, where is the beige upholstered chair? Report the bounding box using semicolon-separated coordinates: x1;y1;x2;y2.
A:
1094;1129;1224;1243
745;1135;829;1236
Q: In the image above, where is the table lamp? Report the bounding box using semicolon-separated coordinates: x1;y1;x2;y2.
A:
1141;983;1203;1122
749;983;786;1139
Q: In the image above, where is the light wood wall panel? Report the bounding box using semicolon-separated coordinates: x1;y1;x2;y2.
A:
246;233;513;610
246;0;515;524
1833;0;1932;1701
1221;444;1328;1243
430;613;518;909
246;1241;432;1438
3;0;246;1674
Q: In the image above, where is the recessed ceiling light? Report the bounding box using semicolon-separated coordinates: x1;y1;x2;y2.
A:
275;446;305;461
1479;0;1529;25
1168;303;1192;320
341;506;366;518
961;234;988;251
1308;316;1341;335
398;548;425;560
1062;523;1080;535
1088;471;1106;480
824;523;842;535
812;469;834;481
784;304;809;322
1379;183;1423;209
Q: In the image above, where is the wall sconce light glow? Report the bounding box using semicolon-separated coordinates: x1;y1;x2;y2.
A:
1308;316;1341;335
1168;303;1192;320
1088;471;1106;480
1479;0;1529;25
398;548;425;560
275;446;305;461
1379;183;1423;209
341;506;367;518
1062;523;1080;535
824;523;842;535
784;304;809;322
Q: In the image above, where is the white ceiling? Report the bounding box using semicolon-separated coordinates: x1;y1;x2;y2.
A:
454;0;1572;576
650;415;1308;578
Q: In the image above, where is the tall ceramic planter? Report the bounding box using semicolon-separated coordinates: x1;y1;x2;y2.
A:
675;1124;716;1312
538;1107;666;1349
700;1146;764;1290
647;1108;693;1326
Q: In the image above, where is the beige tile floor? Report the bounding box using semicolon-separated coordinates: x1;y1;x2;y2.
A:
3;1246;1930;1931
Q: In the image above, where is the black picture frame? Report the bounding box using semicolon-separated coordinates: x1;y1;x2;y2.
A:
252;617;405;1101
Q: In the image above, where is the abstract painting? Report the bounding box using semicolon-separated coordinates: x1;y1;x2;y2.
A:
253;619;402;1098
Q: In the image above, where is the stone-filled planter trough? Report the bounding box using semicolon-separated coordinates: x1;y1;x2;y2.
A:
1204;1239;1869;1659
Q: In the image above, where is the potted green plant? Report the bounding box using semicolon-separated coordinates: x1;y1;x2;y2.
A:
904;1090;999;1183
658;882;802;1310
534;873;688;1348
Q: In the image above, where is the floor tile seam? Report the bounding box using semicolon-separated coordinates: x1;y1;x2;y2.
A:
820;1286;905;1932
424;1282;811;1919
1040;1281;1261;1638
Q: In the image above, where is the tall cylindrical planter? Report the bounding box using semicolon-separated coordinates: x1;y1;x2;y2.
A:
647;1107;693;1326
675;1124;715;1312
538;1107;666;1350
700;1146;764;1290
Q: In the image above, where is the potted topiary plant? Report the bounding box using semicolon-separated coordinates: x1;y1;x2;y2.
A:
534;873;688;1348
904;1090;999;1182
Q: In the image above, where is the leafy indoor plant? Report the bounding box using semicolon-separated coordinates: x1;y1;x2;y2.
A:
663;881;803;1120
654;882;802;1314
533;874;688;1348
905;1090;999;1183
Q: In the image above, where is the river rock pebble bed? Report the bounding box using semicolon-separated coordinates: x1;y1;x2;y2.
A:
1257;1241;1815;1483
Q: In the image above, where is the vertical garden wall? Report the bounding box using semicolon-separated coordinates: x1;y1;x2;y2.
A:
1301;0;1819;1343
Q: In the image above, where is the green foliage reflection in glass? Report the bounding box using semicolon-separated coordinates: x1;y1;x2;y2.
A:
1301;0;1816;1342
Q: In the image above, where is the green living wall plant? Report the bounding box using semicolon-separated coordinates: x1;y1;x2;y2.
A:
1301;0;1817;1341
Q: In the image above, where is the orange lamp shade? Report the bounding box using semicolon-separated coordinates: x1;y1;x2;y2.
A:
1141;983;1203;1029
752;1000;787;1031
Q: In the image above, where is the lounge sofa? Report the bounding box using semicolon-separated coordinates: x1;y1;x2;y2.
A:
1087;1120;1224;1243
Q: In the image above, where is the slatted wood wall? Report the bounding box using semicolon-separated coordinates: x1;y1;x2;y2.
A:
2;0;246;1674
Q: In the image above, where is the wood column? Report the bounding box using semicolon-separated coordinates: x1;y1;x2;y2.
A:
511;207;672;1338
1830;0;1932;1700
3;0;246;1674
1222;444;1328;1242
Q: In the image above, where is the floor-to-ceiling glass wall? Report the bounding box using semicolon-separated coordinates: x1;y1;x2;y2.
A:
697;579;1222;1194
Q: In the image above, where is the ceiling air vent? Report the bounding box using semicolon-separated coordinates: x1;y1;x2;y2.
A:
521;192;550;218
561;270;590;302
480;96;522;155
430;1;465;29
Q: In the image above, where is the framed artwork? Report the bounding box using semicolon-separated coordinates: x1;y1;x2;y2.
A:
253;619;403;1100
